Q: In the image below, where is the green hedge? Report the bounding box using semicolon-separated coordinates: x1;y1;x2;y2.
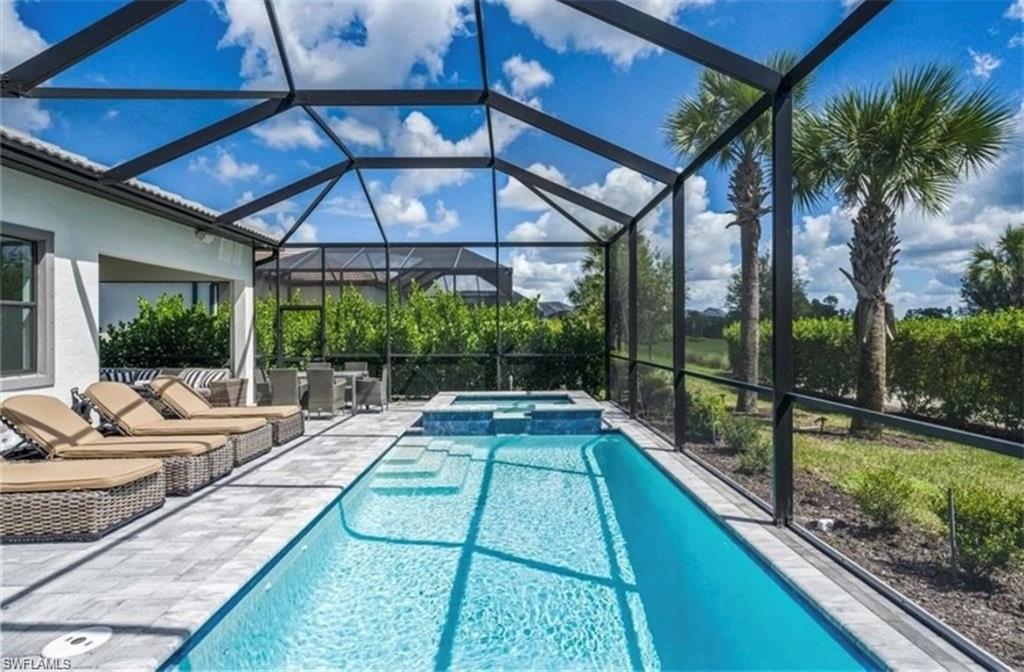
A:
101;294;230;367
255;284;605;396
723;310;1024;434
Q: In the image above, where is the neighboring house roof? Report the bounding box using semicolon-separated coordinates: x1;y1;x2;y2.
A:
0;126;278;247
538;301;573;318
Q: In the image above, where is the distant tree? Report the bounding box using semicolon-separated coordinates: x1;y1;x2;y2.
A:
665;52;807;412
961;224;1024;313
795;65;1012;437
904;306;954;319
725;254;812;319
808;295;844;318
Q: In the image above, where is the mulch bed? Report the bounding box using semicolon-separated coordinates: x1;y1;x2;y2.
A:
686;441;1024;669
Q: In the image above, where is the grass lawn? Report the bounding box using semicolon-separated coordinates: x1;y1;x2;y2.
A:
635;337;731;374
684;375;1023;531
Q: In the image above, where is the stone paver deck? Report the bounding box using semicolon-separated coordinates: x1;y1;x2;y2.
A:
0;399;981;670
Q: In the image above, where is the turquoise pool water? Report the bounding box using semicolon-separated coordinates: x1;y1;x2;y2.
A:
169;434;875;671
450;394;573;412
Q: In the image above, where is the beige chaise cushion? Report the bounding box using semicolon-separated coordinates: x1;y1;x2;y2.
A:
150;376;300;420
1;458;162;493
0;394;106;452
85;382;266;435
0;394;229;457
57;442;209;459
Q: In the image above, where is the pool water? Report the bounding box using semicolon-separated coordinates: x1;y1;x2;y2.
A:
450;394;573;412
169;434;875;671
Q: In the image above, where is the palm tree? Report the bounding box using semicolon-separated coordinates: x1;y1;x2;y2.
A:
962;224;1024;313
794;65;1012;437
664;53;804;412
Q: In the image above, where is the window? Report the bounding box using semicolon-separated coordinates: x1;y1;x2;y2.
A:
1;224;53;389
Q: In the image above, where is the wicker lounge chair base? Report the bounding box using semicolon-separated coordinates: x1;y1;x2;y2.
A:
271;413;304;445
161;444;234;495
1;471;165;543
230;424;274;465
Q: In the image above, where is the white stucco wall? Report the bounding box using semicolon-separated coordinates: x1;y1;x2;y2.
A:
0;166;254;404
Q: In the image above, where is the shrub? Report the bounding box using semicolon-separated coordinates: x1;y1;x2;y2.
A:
721;414;762;453
101;294;230;367
850;467;914;529
686;391;726;442
723;310;1024;435
737;435;772;474
935;484;1024;579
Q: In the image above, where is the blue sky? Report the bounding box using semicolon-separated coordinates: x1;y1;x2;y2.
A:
1;0;1021;307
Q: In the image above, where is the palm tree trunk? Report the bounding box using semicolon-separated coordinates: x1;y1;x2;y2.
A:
844;200;899;439
729;153;766;412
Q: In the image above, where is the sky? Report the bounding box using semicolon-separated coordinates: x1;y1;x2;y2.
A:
1;0;1021;308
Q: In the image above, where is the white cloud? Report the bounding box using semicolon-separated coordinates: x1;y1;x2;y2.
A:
0;98;51;133
250;111;325;150
188;147;261;184
968;49;1002;79
497;0;709;68
1;1;47;72
1009;32;1024;47
0;2;51;133
368;180;460;236
682;176;737;309
1006;0;1024;20
505;248;588;302
238;196;301;239
328;115;384;148
502;55;553;98
215;0;471;89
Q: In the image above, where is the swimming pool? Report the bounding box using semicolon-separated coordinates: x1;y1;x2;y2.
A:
167;433;876;670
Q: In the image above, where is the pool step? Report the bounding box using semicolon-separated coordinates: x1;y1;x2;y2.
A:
381;443;427;465
375;450;445;478
370;455;470;496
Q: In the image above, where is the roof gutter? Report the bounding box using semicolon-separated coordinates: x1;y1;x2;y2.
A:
0;137;278;249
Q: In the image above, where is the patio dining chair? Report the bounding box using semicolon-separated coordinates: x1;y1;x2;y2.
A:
343;361;370;374
306;361;332;370
306;369;346;417
268;369;307;408
355;367;389;413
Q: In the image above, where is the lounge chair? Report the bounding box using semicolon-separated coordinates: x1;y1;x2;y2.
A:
1;458;165;543
149;376;304;445
0;395;233;495
83;382;273;467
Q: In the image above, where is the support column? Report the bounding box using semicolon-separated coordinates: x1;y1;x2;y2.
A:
603;244;612;401
672;179;686;449
771;90;794;525
628;219;638;417
230;279;256;405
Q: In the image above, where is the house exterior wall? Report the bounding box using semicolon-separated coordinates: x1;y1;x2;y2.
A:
0;167;254;405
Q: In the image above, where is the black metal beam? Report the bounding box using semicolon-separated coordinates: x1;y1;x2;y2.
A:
354;156;491;170
519;179;603;244
494;158;631;226
555;0;781;92
216;160;352;224
672;180;686;449
295;89;485;107
304;106;355;160
784;0;893;90
20;87;288;99
102;98;292;183
280;240;596;249
488;92;676;184
771;91;794;525
627;218;638;416
1;0;182;94
278;176;339;245
263;0;296;93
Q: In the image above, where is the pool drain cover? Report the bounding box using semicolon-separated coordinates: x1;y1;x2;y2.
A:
42;626;112;659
